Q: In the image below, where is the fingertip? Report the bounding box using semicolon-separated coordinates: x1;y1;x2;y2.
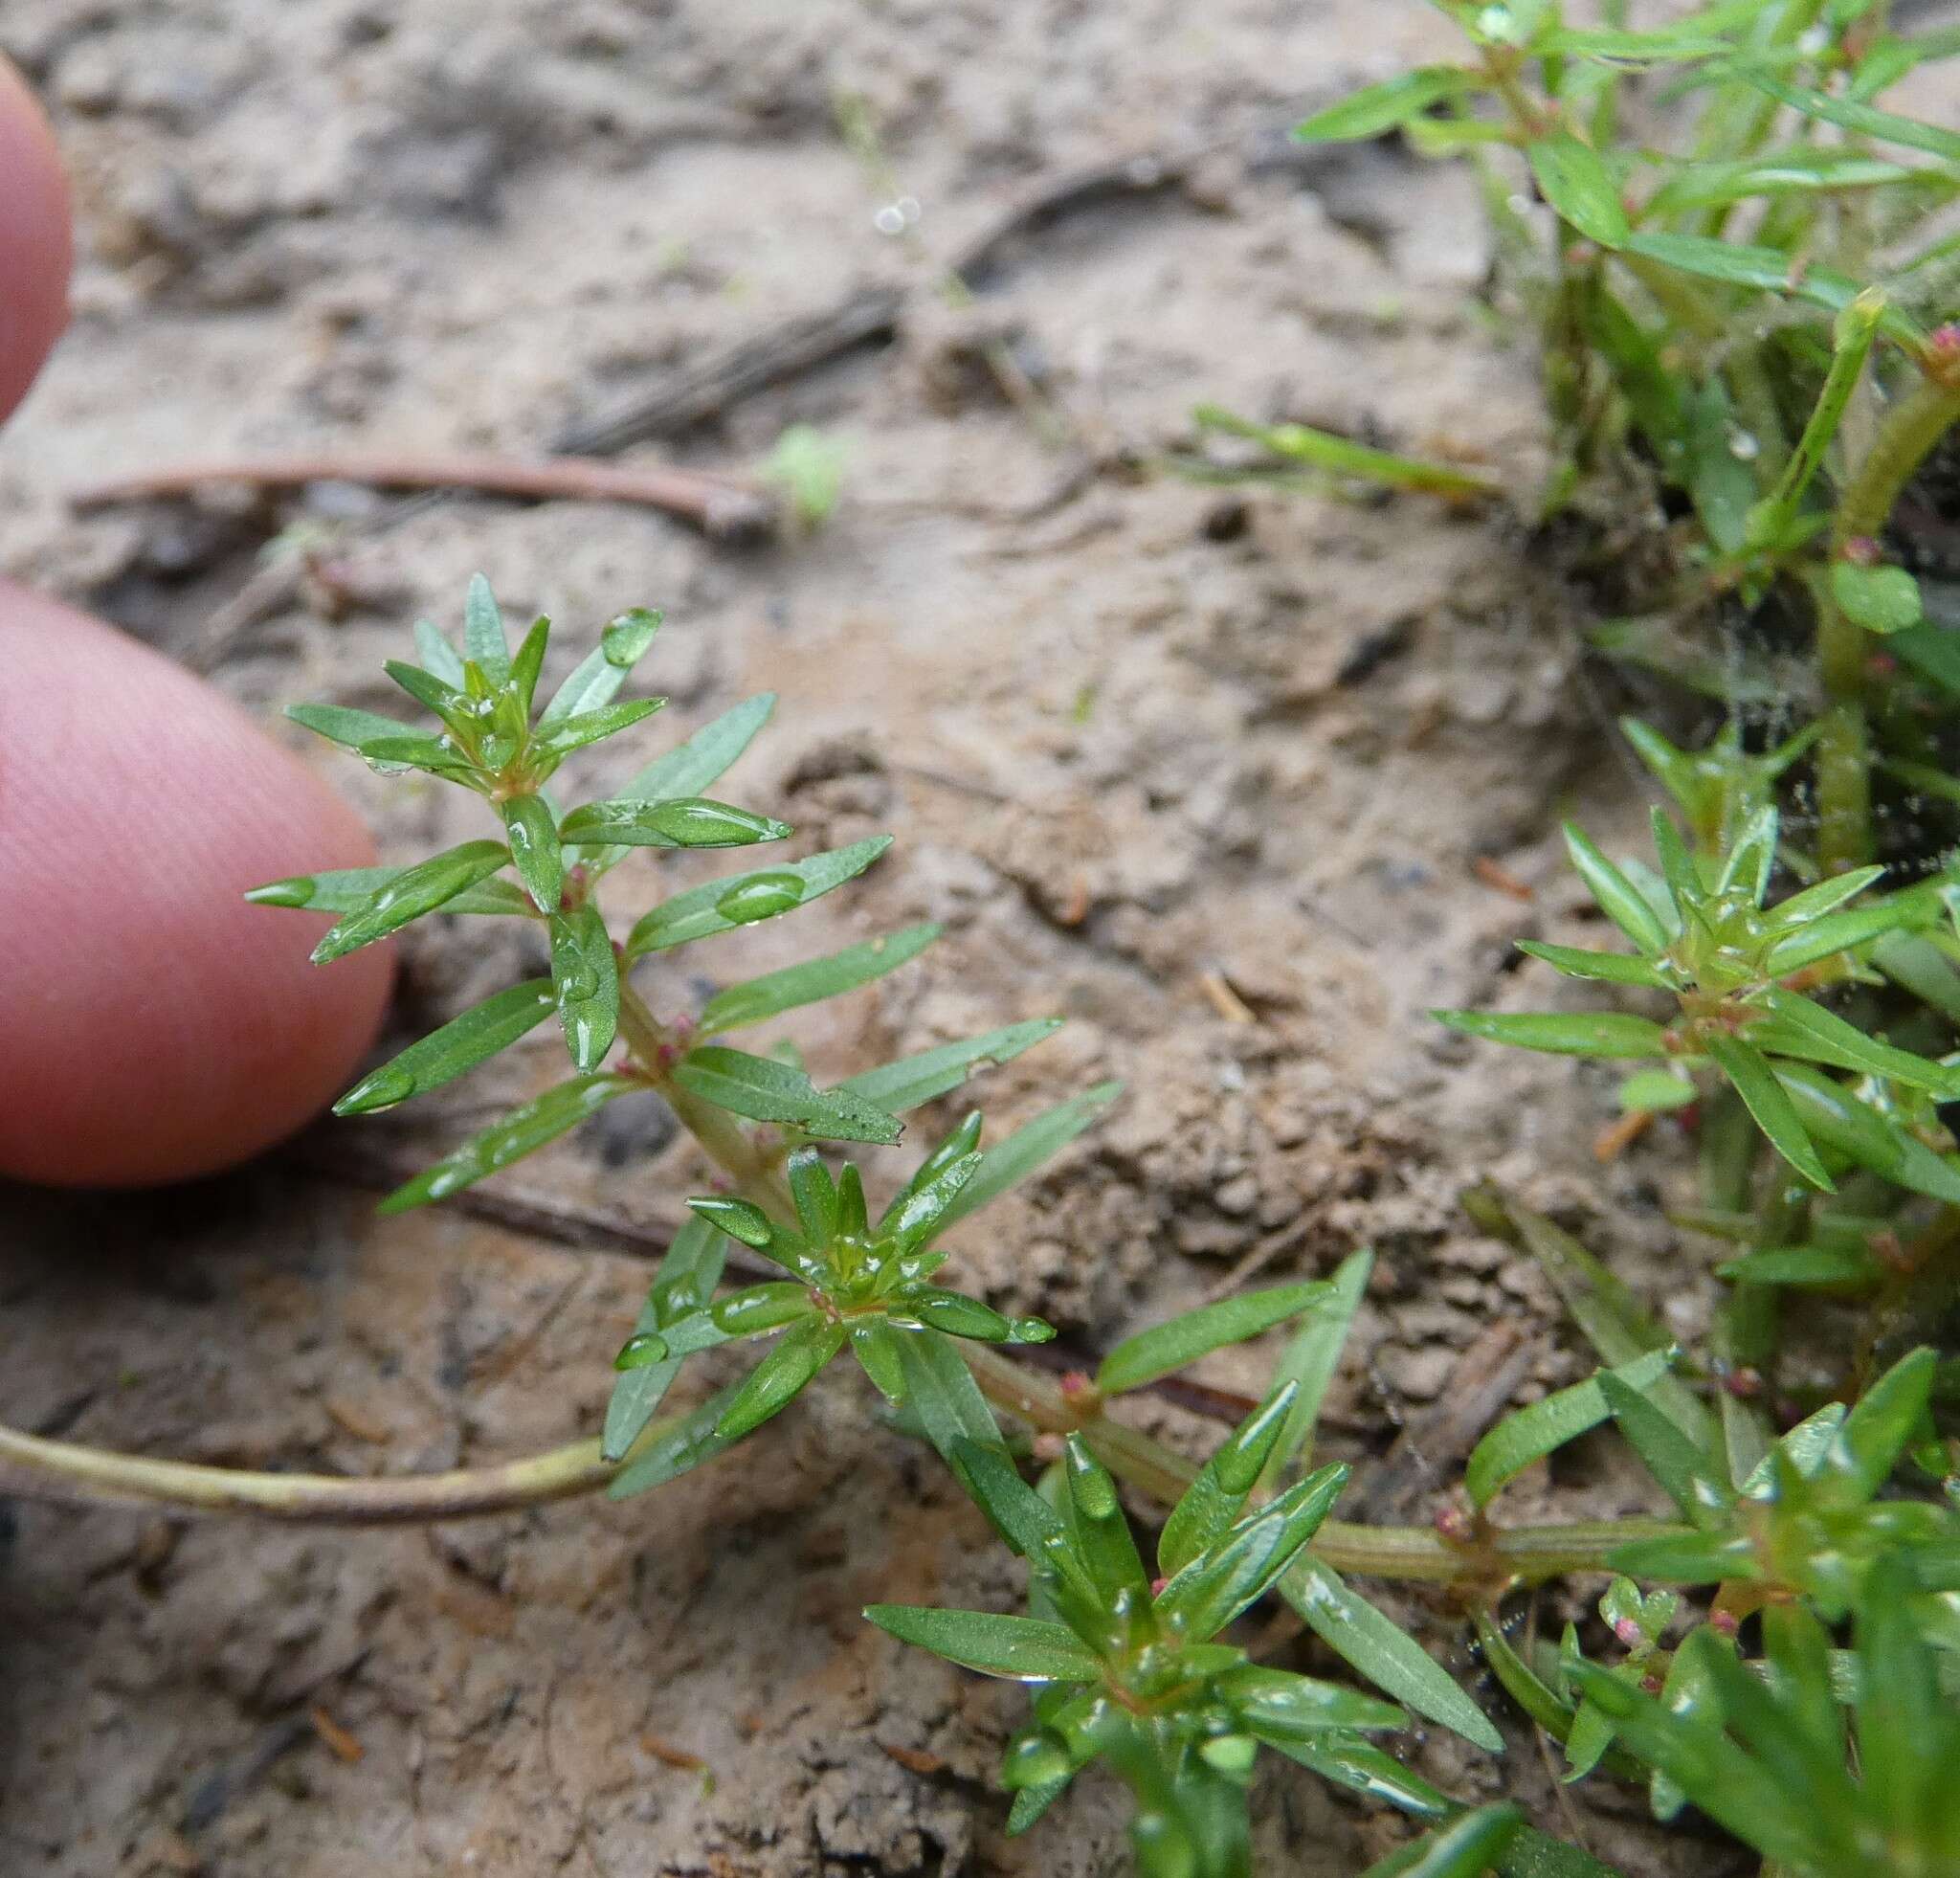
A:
0;55;73;423
0;584;394;1186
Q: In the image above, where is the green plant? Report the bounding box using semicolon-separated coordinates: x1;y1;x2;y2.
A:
1279;0;1960;878
7;582;1958;1876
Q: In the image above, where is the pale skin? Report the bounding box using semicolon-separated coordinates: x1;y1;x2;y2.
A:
0;58;391;1185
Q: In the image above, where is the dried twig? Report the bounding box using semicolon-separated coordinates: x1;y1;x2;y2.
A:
72;452;775;539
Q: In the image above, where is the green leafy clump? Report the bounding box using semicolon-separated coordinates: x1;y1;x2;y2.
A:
1282;0;1960;878
1469;1330;1960;1878
870;1411;1400;1878
256;576;1067;1211
1437;775;1960;1190
617;1124;1059;1448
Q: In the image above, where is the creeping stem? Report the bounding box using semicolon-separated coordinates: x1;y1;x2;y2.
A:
0;972;1690;1582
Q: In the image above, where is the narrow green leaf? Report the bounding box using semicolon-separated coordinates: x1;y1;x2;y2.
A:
536;607;663;732
1704;1034;1834;1190
1260;1734;1451;1819
1191;405;1497;501
1831;1345;1937;1500
884;1151;983;1255
1763;864;1886;933
601;1216;726;1462
1774;1060;1960;1203
1646;150;1917;214
1618;1070;1698;1111
935;1083;1122;1230
837;1017;1062;1113
1746;986;1960;1094
1213;1663;1403;1737
1514;941;1672;988
384;660;473;730
1282;1561;1504;1753
1497;1826;1630;1878
1471;1610;1577;1745
1598;1372;1731;1523
1751;290;1883;544
863;1605;1103;1682
1565;1652;1817;1869
699;924;941;1037
671;1044;902;1145
1154;1464;1348;1640
1097;1281;1333;1396
508;616;549;716
1432;1009;1670;1059
1621;232;1927;343
285;701;417;753
547;904;619;1072
1293;68;1464;142
1854;1555;1944;1835
1360;1806;1522;1878
1484;1196;1716;1451
1713;1243;1882;1286
534;695;666;756
462;572;510;683
501;793;563;912
1764;894;1934;974
1739;1401;1845;1500
607;1374;751;1497
893;1326;1006;1459
557;796;792;850
378;1072;634;1211
247;864;530;917
1528;132;1629;247
626;838;893;958
1465;1349;1678;1508
413;618;466;687
1562;823;1670;952
947;1438;1073;1561
310;839;512;964
851;1320;907;1401
613;691;776;804
1262;1247;1371;1487
714;1316;845;1438
1742;69;1960;162
1832;560;1923;635
334;978;557;1114
1160;1385;1302;1576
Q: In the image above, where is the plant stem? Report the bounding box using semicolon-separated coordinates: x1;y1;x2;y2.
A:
1835;375;1960;547
0;1422;629;1523
3;982;1691;1583
1816;374;1960;872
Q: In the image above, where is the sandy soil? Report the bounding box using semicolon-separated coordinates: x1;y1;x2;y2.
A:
2;3;1742;1873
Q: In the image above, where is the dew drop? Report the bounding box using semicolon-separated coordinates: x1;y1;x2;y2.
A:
615;1331;670;1370
1003;1731;1071;1789
602;610;660;668
1072;1462;1121;1522
1726;428;1760;462
344;1065;416;1113
716;872;805;925
1009;1316;1056;1344
873;202;907;236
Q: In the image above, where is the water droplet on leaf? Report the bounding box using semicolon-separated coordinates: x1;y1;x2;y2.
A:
1003;1731;1072;1789
615;1331;669;1370
340;1065;416;1113
716;872;805;925
602;609;661;667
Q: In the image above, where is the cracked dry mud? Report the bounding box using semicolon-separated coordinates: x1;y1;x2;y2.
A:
3;3;1742;1873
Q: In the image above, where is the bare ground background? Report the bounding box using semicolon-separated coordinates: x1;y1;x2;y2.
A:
0;3;1743;1873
